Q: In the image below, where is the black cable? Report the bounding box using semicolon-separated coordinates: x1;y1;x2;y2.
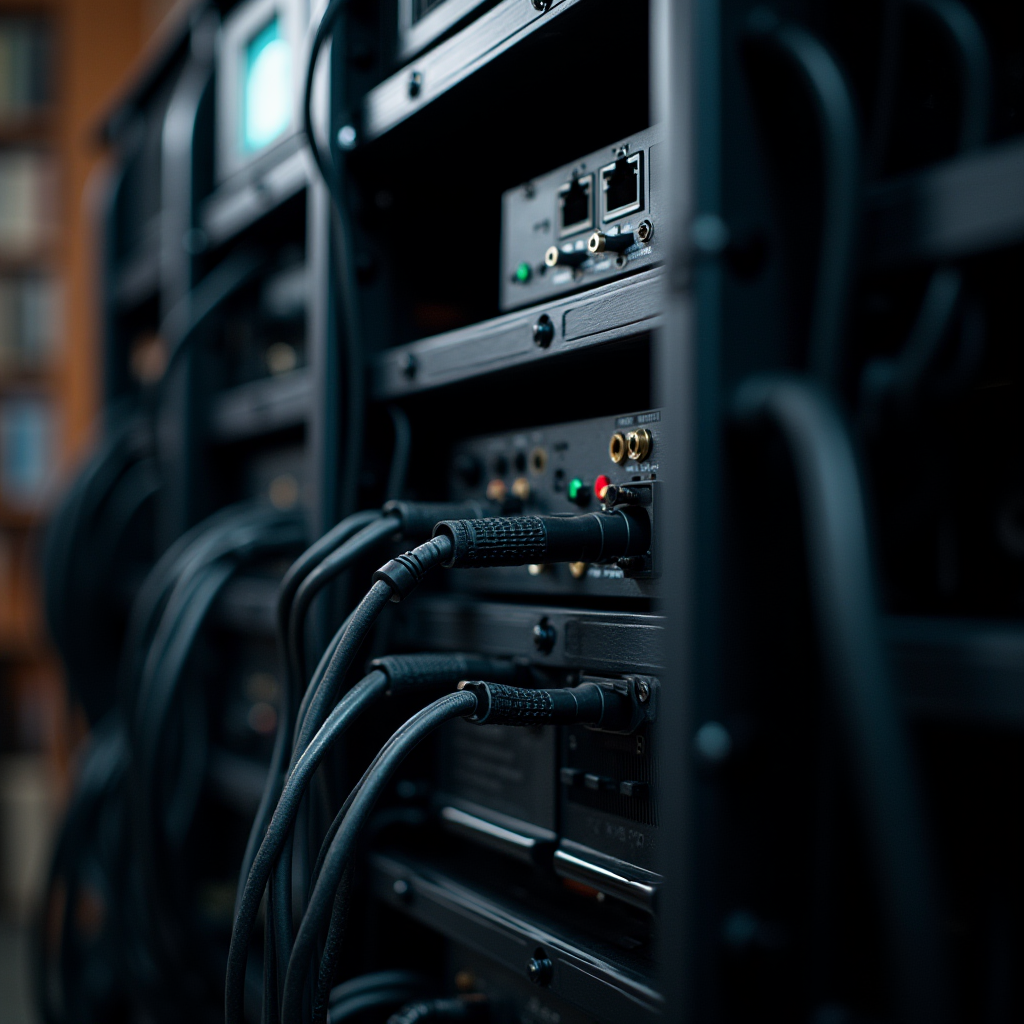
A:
227;671;389;1024
745;15;861;396
41;410;157;724
122;506;303;1018
302;0;364;527
869;0;990;172
288;516;402;685
386;406;412;502
859;0;991;421
159;248;267;381
228;649;514;1024
387;997;488;1024
732;374;948;1024
326;971;429;1024
33;716;129;1024
237;510;381;918
303;677;627;1022
281;691;479;1024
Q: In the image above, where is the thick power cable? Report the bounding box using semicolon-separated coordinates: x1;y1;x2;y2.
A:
732;374;948;1024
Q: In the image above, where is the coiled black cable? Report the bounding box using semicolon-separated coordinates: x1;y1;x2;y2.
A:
122;505;303;1018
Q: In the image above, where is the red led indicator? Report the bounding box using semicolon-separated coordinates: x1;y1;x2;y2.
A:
594;475;611;500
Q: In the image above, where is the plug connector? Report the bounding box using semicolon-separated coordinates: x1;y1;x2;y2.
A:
457;681;635;731
432;508;650;568
370;652;521;696
382;500;493;540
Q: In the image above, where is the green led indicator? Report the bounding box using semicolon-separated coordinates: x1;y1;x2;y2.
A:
515;261;532;283
567;477;584;502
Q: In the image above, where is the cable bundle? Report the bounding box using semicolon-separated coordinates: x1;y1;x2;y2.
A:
224;499;654;1024
36;503;305;1024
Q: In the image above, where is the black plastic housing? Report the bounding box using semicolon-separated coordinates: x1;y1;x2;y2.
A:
432;508;651;569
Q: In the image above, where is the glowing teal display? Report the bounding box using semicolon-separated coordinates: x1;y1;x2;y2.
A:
243;16;291;153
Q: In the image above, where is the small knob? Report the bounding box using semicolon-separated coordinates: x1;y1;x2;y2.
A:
532;315;555;348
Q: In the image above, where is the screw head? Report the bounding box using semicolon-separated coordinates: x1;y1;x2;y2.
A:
532;617;556;654
637;218;654;244
532;314;554;348
337;124;358;150
408;70;423;98
636;679;651;703
527;955;553;985
530;0;551;10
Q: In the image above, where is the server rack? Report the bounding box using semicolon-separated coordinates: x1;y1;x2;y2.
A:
37;0;1024;1022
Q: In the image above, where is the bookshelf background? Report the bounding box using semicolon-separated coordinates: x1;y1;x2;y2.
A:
0;0;185;930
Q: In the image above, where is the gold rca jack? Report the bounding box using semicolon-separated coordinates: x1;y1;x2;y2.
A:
587;230;635;255
545;246;588;269
626;428;652;462
609;432;627;464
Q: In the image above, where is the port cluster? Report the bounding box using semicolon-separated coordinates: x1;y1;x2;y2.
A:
537;148;651;282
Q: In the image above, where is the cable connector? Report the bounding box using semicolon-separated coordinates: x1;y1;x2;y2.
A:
382;500;493;540
457;681;635;731
370;652;521;696
432;508;650;568
388;994;488;1023
372;535;453;601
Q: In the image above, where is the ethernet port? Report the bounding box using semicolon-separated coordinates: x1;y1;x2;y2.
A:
558;174;593;238
601;151;643;222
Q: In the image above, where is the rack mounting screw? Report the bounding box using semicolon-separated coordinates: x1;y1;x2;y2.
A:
532;314;554;348
530;0;551;10
533;617;556;654
527;953;553;985
636;679;651;704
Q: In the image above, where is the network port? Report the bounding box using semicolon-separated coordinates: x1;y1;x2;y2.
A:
601;150;643;222
558;173;594;237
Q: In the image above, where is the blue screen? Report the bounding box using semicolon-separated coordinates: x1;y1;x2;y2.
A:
243;16;291;154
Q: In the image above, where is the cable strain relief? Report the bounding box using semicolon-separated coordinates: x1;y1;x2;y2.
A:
381;500;491;540
372;535;451;601
457;681;555;725
432;516;548;567
370;653;517;695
